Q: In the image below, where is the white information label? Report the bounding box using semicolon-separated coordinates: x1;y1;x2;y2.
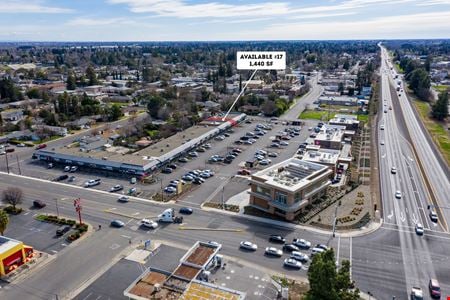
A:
237;51;286;70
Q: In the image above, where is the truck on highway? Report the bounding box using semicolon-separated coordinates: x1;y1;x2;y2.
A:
158;208;183;223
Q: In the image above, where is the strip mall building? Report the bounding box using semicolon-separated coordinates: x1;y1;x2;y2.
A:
0;236;34;276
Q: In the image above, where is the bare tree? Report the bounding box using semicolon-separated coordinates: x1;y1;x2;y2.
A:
2;187;23;210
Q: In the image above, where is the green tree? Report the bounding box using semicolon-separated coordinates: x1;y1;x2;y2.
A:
338;82;345;94
305;249;359;300
85;65;98;86
431;91;449;121
146;95;165;118
108;104;123;121
408;68;430;101
0;210;8;235
66;72;77;90
26;88;40;99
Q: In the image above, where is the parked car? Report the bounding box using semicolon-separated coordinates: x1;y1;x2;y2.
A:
110;220;125;228
268;152;278;158
70;166;78;172
265;247;283;257
238;169;251;176
284;258;302;269
54;174;69;181
33;200;46;208
178;157;189;163
311;247;326;256
56;225;71;236
269;235;286;244
188;151;199;157
168;163;177;169
179;207;193;215
197;147;206;152
110;185;124;192
64;166;71;172
118;196;129;203
141;219;158;229
161;167;173;174
68;175;76;182
47;163;54;169
84;178;101;187
164;186;177;193
239;241;258;251
315;244;329;251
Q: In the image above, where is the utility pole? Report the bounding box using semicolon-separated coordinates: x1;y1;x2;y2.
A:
221;186;225;210
5;151;10;174
55;198;59;217
160;177;164;202
16;155;21;175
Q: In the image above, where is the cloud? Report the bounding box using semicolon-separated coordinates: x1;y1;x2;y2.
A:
244;10;450;40
0;0;73;14
108;0;292;18
416;0;450;5
288;12;357;20
67;17;136;26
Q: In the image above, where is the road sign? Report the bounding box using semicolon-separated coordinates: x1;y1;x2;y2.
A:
144;240;151;250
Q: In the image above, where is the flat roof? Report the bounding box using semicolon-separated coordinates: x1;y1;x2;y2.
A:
180;281;243;300
173;264;200;280
0;236;21;254
302;149;340;165
314;125;346;143
185;245;216;267
252;158;331;192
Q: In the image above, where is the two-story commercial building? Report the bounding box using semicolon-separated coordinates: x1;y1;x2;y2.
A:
248;158;332;221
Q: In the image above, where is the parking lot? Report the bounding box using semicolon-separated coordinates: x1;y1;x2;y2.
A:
4;211;72;254
1;116;318;207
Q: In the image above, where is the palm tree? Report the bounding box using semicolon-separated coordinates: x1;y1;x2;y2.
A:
0;210;9;235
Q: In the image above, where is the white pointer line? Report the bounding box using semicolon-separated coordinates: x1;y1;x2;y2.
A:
223;68;258;121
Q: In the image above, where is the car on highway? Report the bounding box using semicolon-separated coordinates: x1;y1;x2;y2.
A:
389;106;393;110
283;258;302;269
415;223;424;235
84;178;101;187
179;207;193;215
118;196;129;203
395;190;402;199
110;220;125;228
265;247;283;257
269;235;286;244
429;210;438;223
411;287;424;300
240;241;258;251
206;241;221;247
36;144;47;150
292;238;311;249
380;125;385;130
141;219;158;229
428;278;441;299
283;244;300;252
110;185;124;192
33;200;46;208
380;140;385;145
290;251;309;263
391;167;397;174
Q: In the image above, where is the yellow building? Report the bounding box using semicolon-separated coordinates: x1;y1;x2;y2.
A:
0;236;34;276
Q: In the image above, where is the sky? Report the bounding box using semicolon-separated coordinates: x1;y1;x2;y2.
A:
0;0;449;41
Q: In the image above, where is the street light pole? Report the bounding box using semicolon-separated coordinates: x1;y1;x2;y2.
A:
16;155;21;175
5;151;10;174
332;204;339;238
55;198;59;217
221;186;225;210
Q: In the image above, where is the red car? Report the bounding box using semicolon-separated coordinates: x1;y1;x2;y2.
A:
429;278;441;299
36;144;47;150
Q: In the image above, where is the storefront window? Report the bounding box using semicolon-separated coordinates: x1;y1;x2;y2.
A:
275;191;287;204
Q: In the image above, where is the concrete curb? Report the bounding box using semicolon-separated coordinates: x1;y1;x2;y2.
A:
201;205;383;238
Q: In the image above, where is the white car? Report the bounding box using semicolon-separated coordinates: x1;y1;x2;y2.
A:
64;166;71;172
380;125;385;130
240;241;258;251
415;223;424;235
265;247;283;257
380;140;385;145
280;141;289;146
290;251;309;262
391;167;397;174
284;258;302;269
118;196;129;202
292;238;311;249
395;190;402;199
141;219;158;229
